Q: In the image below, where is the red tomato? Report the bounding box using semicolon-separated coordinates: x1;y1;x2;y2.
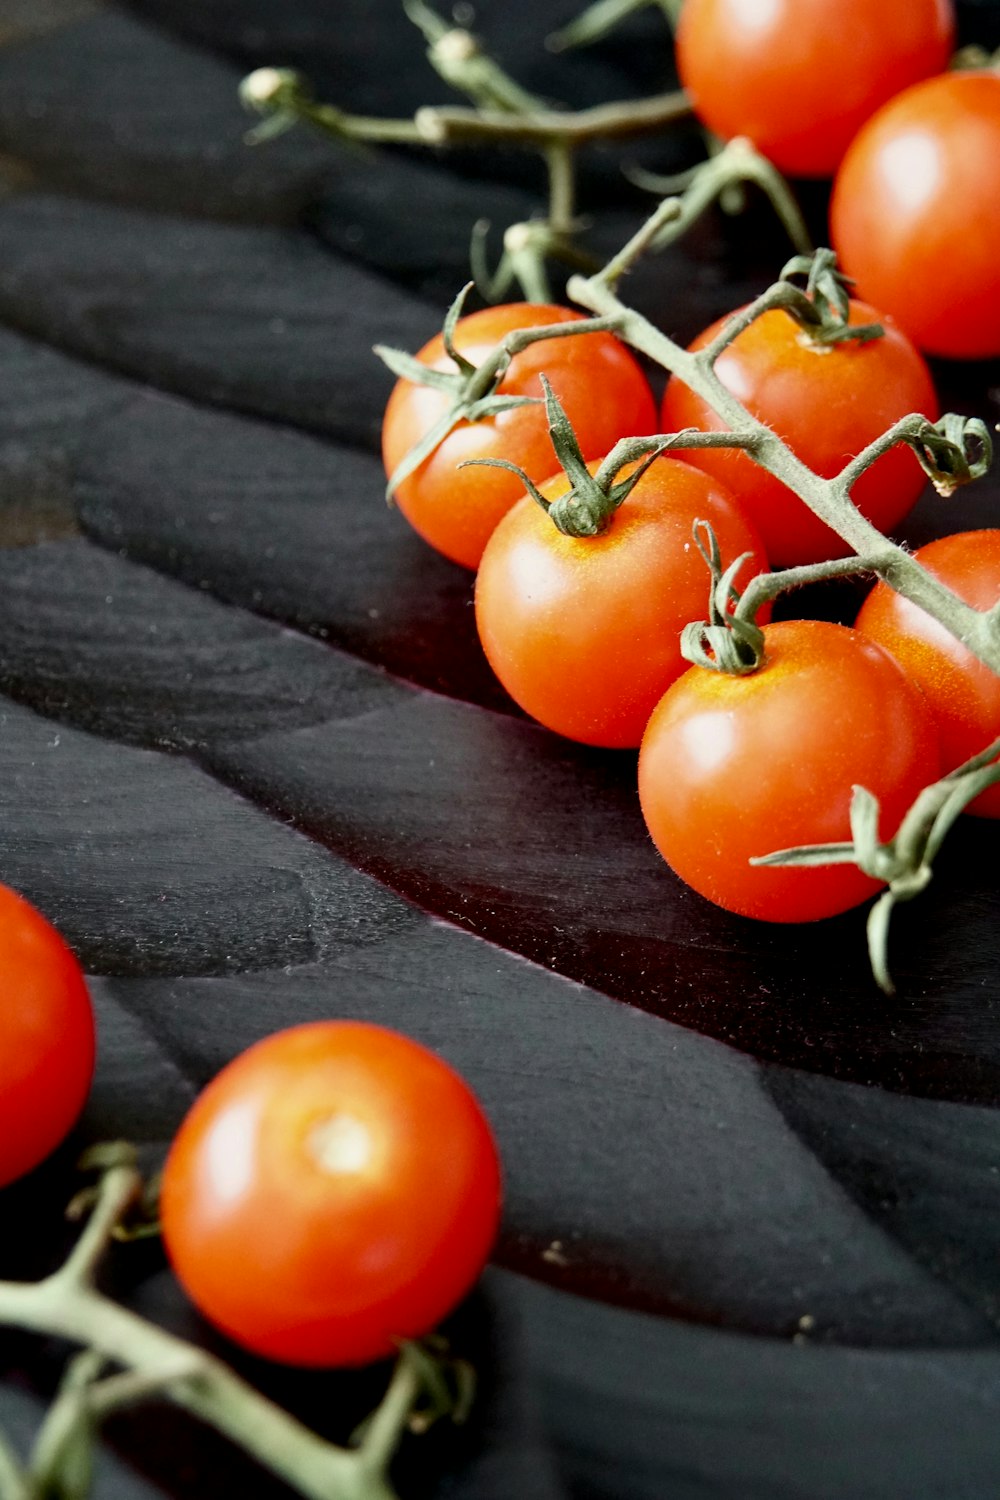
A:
475;456;769;748
381;303;656;570
660;302;938;568
831;71;1000;359
160;1022;501;1368
638;620;940;922
675;0;954;178
0;884;95;1189
856;530;1000;817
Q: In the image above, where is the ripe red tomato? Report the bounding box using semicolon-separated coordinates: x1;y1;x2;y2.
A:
638;620;940;922
0;884;95;1189
474;456;769;748
675;0;954;178
660;302;938;568
831;71;1000;359
160;1022;502;1368
381;303;656;570
856;530;1000;817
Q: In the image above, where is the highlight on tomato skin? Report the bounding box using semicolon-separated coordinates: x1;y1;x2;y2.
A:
660;301;938;569
0;883;95;1191
856;530;1000;818
474;456;770;749
830;70;1000;360
637;620;941;923
159;1021;503;1369
675;0;955;179
381;302;657;571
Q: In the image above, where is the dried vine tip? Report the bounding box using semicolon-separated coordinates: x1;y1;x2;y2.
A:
239;67;301;113
779;249;883;346
911;413;993;495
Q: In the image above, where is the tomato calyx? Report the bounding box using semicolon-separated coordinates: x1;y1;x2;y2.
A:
753;734;1000;993
777;250;884;348
909;412;994;497
377;285;623;500
463;375;669;537
679;519;765;674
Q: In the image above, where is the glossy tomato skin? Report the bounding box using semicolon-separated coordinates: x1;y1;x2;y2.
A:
675;0;953;178
856;531;1000;817
660;302;938;568
0;884;95;1189
475;457;769;748
638;621;940;922
831;72;1000;359
381;303;657;570
160;1021;502;1368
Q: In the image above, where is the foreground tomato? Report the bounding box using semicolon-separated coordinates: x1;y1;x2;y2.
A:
660;301;938;567
475;456;768;747
856;531;1000;817
381;303;656;569
160;1022;502;1367
0;884;95;1189
831;71;1000;359
675;0;953;178
638;621;940;922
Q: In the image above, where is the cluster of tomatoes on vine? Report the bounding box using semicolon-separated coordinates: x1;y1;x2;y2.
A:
380;0;1000;938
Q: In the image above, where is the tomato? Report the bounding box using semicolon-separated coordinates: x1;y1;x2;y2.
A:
381;303;657;570
675;0;954;178
0;884;95;1189
159;1021;502;1368
638;620;940;922
856;531;1000;817
474;456;769;748
831;71;1000;359
660;301;938;568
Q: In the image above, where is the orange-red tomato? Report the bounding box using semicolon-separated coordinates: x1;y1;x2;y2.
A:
0;884;95;1189
660;302;938;568
381;303;656;570
638;621;940;922
474;456;769;748
856;530;1000;817
160;1022;502;1368
831;71;1000;359
675;0;954;178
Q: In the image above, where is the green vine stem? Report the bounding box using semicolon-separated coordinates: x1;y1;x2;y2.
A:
547;0;682;52
0;1146;468;1500
565;221;1000;679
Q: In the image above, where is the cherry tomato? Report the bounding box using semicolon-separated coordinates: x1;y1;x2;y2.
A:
831;71;1000;359
160;1021;502;1368
381;303;657;570
856;531;1000;817
475;456;768;748
675;0;954;178
0;884;95;1189
660;301;938;569
638;620;940;922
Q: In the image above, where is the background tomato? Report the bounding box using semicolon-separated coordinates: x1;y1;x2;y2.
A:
0;884;95;1189
475;456;768;747
675;0;954;178
381;302;656;570
638;621;940;922
856;530;1000;817
831;71;1000;359
160;1021;502;1368
660;301;938;568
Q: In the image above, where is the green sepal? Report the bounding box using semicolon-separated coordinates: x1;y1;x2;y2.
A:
910;413;993;496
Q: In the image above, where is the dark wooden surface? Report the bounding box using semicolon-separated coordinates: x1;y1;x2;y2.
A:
1;2;1000;1495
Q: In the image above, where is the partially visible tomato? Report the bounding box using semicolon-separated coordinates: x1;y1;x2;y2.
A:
160;1021;502;1368
638;620;940;922
831;71;1000;359
475;456;768;748
856;530;1000;817
0;884;95;1189
381;303;656;570
660;301;938;567
675;0;954;178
